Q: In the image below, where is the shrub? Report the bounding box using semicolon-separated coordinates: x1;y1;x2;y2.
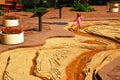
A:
1;27;22;34
4;15;19;20
0;12;4;16
72;0;95;12
25;7;47;12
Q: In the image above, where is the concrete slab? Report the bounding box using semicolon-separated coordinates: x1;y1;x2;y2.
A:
98;57;120;80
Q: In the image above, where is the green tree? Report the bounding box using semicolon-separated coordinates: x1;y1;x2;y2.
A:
72;0;95;12
47;0;56;7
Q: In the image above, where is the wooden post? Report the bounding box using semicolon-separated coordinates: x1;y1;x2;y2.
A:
59;5;62;19
37;11;48;31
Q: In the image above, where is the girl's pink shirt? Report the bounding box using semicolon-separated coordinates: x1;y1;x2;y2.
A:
77;16;82;27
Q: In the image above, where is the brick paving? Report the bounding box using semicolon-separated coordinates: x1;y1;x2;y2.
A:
98;57;120;80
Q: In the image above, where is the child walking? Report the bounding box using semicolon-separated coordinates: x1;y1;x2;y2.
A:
74;13;83;32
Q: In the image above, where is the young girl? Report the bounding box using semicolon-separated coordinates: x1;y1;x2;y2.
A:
74;13;83;31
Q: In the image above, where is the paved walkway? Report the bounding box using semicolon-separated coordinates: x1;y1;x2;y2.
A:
98;57;120;80
0;25;74;53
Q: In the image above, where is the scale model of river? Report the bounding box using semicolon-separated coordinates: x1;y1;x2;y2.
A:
66;23;120;80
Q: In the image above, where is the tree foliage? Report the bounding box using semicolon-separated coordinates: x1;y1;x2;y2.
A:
72;0;95;12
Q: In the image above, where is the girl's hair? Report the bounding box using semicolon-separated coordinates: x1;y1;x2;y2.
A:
77;13;81;17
